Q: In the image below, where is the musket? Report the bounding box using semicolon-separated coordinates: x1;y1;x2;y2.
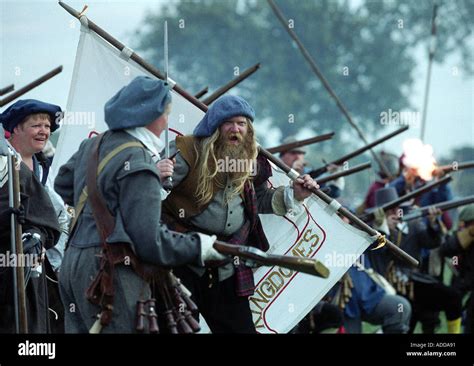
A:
0;66;63;107
202;63;261;105
402;196;474;222
420;3;439;141
266;0;394;179
359;175;452;221
194;86;209;99
309;126;409;178
267;132;335;154
0;84;14;96
436;161;474;174
6;148;29;333
259;147;419;267
59;1;209;112
316;161;371;185
213;241;330;278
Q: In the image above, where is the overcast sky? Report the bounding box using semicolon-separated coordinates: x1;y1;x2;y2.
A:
1;0;472;159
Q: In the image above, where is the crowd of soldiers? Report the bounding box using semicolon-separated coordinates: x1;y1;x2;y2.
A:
0;75;472;334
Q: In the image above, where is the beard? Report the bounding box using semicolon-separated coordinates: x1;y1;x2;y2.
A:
215;130;257;181
216;131;254;160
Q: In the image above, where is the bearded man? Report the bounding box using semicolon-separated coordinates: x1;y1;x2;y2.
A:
158;95;318;333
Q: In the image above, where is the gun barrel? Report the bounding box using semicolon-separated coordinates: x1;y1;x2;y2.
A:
194;86;209;99
402;196;474;222
359;175;452;221
0;84;14;96
438;161;474;173
202;63;260;105
316;161;371;184
267;132;335;154
0;66;63;108
309;126;409;178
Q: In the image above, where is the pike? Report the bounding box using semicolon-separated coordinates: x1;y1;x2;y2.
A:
316;161;371;185
0;66;63;107
1;127;28;333
402;196;474;222
267;132;335;154
0;84;14;96
309;126;409;178
194;86;209;99
359;175;452;221
59;1;208;112
59;1;418;268
420;3;439;141
259;147;419;267
266;0;394;179
436;161;474;174
202;63;261;105
214;240;330;278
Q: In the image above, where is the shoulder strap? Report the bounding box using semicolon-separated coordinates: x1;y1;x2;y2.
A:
68;137;143;234
86;134;115;241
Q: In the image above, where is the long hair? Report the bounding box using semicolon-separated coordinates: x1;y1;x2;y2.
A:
194;120;258;207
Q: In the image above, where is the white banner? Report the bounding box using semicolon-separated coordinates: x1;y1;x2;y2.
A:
54;24;374;334
253;168;374;333
51;26;204;180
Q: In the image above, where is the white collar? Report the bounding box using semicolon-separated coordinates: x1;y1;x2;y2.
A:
125;127;164;162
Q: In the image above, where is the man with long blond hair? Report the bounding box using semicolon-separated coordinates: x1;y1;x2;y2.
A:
158;95;318;333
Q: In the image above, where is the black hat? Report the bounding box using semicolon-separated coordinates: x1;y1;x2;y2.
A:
374;187;398;207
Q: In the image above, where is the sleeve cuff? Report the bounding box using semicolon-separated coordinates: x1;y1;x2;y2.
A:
160;187;170;201
271;185;304;217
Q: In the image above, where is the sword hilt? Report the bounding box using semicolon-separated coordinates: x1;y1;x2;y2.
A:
162;176;173;191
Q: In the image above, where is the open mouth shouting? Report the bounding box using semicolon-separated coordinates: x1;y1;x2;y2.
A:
228;134;242;145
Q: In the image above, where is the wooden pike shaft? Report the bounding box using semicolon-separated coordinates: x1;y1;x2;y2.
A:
420;4;438;141
259;147;419;267
58;1;208;113
266;0;394;179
